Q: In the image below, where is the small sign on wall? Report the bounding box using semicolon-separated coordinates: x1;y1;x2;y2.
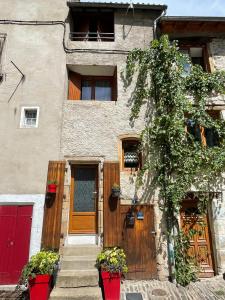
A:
137;211;144;220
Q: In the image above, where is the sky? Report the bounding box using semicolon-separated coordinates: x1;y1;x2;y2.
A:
156;0;225;16
83;0;225;17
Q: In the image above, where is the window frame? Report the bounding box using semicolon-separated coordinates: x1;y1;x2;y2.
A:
20;106;40;129
179;43;211;73
81;76;113;101
186;110;220;147
68;69;117;102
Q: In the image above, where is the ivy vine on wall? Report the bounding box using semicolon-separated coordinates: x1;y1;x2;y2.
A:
125;35;225;285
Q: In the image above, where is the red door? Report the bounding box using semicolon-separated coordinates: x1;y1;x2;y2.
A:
0;205;33;284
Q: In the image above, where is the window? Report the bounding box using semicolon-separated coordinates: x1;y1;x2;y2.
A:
180;44;210;74
70;10;114;42
20;107;39;128
121;140;141;171
81;77;112;101
186;111;220;147
68;67;117;101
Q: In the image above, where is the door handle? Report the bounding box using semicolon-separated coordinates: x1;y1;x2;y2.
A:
151;230;156;235
93;191;97;194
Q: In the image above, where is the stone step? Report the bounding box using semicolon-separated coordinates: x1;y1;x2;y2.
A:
50;286;102;300
61;256;96;270
63;245;101;257
57;270;99;288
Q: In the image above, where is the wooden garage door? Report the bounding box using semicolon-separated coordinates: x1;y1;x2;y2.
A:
0;205;33;284
120;205;157;280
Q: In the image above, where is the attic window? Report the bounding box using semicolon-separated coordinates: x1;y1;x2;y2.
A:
70;10;114;41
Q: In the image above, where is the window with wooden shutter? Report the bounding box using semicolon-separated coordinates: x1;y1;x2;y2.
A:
68;70;117;101
186;110;220;147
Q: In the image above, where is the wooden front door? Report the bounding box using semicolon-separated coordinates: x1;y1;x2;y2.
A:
181;199;214;278
69;165;98;234
0;205;33;284
120;205;157;280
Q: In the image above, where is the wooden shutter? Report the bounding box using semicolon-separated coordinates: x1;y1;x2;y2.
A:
41;161;66;250
68;71;81;100
103;161;120;247
203;45;212;73
112;67;117;101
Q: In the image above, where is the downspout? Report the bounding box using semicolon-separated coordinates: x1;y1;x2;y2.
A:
153;8;167;39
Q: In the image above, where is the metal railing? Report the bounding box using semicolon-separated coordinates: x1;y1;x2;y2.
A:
69;32;114;41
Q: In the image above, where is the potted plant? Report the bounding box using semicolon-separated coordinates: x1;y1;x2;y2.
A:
20;250;59;300
47;180;57;193
111;183;120;198
96;247;128;300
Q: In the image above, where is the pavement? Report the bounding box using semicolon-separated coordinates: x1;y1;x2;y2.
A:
1;275;225;299
121;275;225;300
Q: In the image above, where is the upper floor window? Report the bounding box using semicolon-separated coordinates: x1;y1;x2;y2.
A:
68;65;117;101
180;44;211;73
186;111;220;147
20;107;39;128
69;9;114;42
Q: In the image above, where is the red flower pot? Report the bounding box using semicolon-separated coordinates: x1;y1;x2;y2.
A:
29;274;52;300
101;271;121;300
47;184;57;193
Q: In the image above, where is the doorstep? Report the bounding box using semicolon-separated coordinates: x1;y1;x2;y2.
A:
66;234;100;245
0;285;16;291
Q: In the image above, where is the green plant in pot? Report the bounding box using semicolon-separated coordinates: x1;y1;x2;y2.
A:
20;250;59;300
96;247;128;300
111;183;120;198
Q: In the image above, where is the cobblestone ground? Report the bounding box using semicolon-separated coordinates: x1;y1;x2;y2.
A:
1;276;225;299
0;288;26;300
121;275;225;300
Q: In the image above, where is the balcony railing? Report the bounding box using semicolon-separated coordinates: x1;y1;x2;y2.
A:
69;32;115;42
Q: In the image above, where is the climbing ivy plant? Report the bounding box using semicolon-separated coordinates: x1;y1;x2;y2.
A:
125;35;225;285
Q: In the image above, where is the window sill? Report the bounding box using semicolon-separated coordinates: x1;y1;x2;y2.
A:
67;99;117;102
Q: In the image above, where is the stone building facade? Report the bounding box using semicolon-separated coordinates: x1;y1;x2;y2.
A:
1;0;225;285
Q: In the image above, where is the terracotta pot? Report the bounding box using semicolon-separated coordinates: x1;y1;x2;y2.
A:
101;271;121;300
29;274;52;300
47;184;57;193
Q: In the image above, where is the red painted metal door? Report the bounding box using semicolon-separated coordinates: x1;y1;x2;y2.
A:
0;205;33;284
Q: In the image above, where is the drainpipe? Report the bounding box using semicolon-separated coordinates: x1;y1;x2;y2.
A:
153;8;167;39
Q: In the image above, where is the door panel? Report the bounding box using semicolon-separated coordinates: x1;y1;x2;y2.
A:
69;165;98;234
0;205;33;284
181;200;214;278
120;205;157;280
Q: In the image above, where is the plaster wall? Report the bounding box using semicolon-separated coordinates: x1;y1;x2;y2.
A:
0;0;68;194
